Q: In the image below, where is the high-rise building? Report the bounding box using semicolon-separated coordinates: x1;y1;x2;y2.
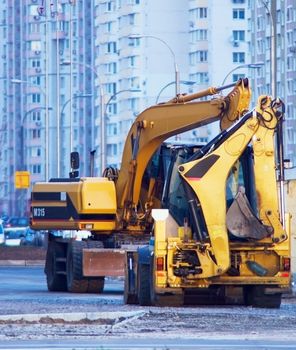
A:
93;0;252;173
249;0;296;167
0;0;94;216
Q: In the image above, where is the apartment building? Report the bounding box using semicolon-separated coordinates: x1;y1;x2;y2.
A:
92;0;251;174
93;0;190;176
0;0;94;216
249;0;296;167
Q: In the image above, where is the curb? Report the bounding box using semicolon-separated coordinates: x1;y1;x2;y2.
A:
0;260;45;266
0;310;146;324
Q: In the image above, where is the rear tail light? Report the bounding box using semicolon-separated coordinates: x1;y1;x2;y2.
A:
156;257;164;271
283;257;290;271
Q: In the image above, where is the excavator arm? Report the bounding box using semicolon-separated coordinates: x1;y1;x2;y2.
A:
178;96;286;277
116;79;251;227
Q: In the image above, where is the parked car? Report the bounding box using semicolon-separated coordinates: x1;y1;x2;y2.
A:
4;227;27;246
4;217;29;228
0;220;4;245
20;228;46;247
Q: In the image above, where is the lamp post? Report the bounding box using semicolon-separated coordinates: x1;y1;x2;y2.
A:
60;60;104;172
156;80;195;104
221;63;264;86
11;79;50;181
260;0;276;97
21;106;53;171
103;89;141;171
129;34;180;96
60;93;92;176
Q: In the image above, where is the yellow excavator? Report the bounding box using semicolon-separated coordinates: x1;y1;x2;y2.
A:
30;79;291;307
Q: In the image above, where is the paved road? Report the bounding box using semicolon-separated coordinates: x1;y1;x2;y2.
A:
0;267;296;350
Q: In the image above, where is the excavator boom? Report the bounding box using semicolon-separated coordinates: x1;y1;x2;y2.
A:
116;79;251;226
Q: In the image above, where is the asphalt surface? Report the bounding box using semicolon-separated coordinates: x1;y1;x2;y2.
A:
0;266;296;350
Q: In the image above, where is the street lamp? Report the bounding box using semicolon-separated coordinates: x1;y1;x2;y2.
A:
11;79;50;181
156;80;195;104
21;106;53;171
260;0;276;97
60;93;92;175
129;34;180;96
60;60;104;173
102;89;141;173
221;63;264;86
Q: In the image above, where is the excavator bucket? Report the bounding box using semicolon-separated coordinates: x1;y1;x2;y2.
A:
226;188;272;240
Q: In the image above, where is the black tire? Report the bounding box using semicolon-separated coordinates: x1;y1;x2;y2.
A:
124;286;139;305
66;241;88;293
87;278;105;293
244;286;282;308
86;240;105;293
137;262;151;306
124;252;138;305
45;241;67;292
149;257;184;307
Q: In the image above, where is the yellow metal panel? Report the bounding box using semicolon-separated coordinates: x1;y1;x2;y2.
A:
80;178;117;214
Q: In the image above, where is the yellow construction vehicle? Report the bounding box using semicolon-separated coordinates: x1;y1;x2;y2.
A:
30;79;291;307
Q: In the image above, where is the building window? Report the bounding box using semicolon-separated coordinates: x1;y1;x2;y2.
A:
189;7;207;20
189;51;208;65
32;164;41;174
198;7;207;18
31;147;41;157
32;111;41;121
189;72;209;84
31;60;40;68
129;56;137;67
32;93;41;103
287;7;294;22
232;52;245;63
129;37;140;47
128;14;135;25
190;29;208;42
232;73;245;82
107;62;117;74
233;8;245;19
106;83;116;94
106;1;114;12
32;129;41;139
107;42;117;54
232;0;245;3
107;144;118;157
107;123;118;136
107;103;117;115
233;30;245;41
129;77;140;89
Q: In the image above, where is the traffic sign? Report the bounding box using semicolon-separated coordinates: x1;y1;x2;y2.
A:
15;171;30;189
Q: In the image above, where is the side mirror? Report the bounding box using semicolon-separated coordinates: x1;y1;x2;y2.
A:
70;151;79;170
69;152;79;178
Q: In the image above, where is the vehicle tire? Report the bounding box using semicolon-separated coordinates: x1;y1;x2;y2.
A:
149;257;184;307
66;240;88;293
124;252;138;305
87;278;105;293
138;262;151;306
124;283;138;304
244;285;281;308
86;240;105;293
45;241;67;292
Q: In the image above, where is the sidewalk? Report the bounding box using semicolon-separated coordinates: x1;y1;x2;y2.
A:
0;259;45;266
